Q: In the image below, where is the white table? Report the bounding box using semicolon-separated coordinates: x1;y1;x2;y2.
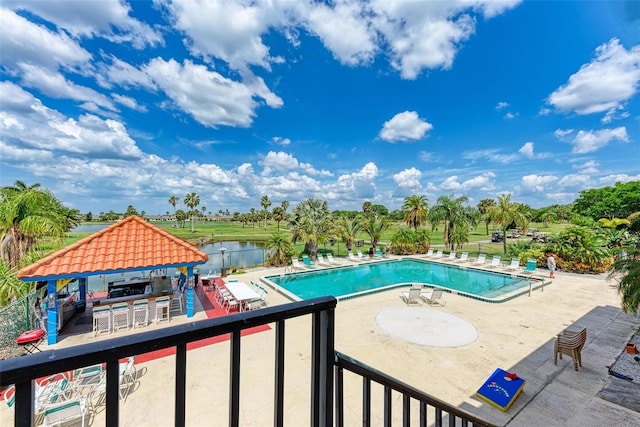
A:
224;282;261;312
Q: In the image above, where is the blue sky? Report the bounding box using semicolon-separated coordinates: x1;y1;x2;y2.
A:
1;1;639;216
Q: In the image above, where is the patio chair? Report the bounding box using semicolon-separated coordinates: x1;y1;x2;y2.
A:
445;251;457;261
317;254;330;266
554;327;587;371
356;250;368;260
454;252;469;263
111;303;130;331
347;252;361;262
92;305;111;336
326;253;340;264
522;259;537;274
433;250;444;259
132;298;149;327
154;296;171;323
504;258;521;272
421;288;446;306
302;254;315;267
292;258;306;270
473;254;487;266
375;248;384;258
170;290;184;313
42;397;87;427
486;256;502;268
119;356;137;401
400;287;423;305
424;248;434;258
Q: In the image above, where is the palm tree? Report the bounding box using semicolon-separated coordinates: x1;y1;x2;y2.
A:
0;181;69;269
288;198;331;259
429;195;469;250
608;247;640;313
362;201;373;215
272;206;286;231
477;198;496;235
402;195;429;230
266;232;293;267
361;215;390;250
281;200;289;213
390;228;416;254
168;196;179;225
487;194;529;254
184;192;200;232
260;195;272;229
337;217;362;252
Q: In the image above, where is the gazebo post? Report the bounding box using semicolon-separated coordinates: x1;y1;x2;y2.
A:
186;266;195;318
46;280;58;345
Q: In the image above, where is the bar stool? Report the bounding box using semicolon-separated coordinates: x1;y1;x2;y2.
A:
92;306;111;336
154;296;171;323
111;303;130;331
132;299;149;328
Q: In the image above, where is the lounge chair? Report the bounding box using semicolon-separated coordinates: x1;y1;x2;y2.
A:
292;258;307;270
522;259;537;274
424;248;434;257
302;255;315;267
400;287;423;305
445;251;456;261
356;250;368;260
454;252;469;263
486;256;502;268
504;258;520;272
421;288;446;306
554;327;587;371
347;252;361;262
375;248;384;258
473;254;487;266
326;253;340;264
316;254;330;266
433;250;444;259
42;397;87;427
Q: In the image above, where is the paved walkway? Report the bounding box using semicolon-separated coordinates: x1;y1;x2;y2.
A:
1;256;639;426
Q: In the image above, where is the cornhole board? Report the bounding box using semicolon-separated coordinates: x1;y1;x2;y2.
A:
476;368;525;411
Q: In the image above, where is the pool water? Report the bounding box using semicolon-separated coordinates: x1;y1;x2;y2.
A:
264;259;540;302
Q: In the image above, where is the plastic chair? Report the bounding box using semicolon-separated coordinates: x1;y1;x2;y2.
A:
132;299;149;328
92;306;111;336
554;327;587;371
111;303;130;331
154;296;171;323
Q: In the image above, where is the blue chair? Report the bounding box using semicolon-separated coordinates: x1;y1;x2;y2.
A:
302;255;315;267
523;259;537;274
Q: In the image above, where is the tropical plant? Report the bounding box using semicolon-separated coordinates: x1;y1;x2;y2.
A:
429;194;469;250
608;247;640;314
402;195;429;230
572;181;640;220
450;221;470;250
487;194;529;254
168;195;179;224
477;198;496;235
184;192;200;232
281;200;289;213
289;198;332;259
260;195;272;229
265;232;293;267
336;217;362;252
361;215;390;250
546;225;611;273
362;201;373;215
272;207;286;231
0;181;71;269
390;227;416;254
415;228;431;254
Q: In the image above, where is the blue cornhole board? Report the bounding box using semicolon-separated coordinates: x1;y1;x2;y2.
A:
476;368;525;411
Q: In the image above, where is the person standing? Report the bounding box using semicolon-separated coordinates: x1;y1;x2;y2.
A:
546;252;556;279
385;243;391;257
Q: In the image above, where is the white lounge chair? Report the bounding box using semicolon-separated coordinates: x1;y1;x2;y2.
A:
356;250;368;260
42;397;87;427
504;258;521;272
421;288;446;306
326;253;340;264
433;250;444;259
424;248;434;257
486;256;502;268
455;252;469;263
292;258;307;270
400;287;423;305
317;254;330;266
348;252;363;262
445;251;456;261
473;254;487;266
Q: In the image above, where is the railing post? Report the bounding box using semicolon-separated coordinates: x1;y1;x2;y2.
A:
311;307;334;427
14;380;34;427
229;330;241;427
175;343;187;427
105;360;120;427
274;320;285;427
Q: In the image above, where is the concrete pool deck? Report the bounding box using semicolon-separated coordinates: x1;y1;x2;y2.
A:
2;255;639;425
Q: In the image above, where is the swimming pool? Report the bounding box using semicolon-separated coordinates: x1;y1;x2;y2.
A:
263;258;546;302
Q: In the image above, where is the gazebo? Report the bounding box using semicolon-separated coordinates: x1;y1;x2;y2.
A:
17;216;208;345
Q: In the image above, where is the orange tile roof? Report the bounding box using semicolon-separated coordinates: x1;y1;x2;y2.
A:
18;216;209;280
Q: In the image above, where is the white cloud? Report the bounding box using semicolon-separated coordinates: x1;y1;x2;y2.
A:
271;137;291;146
496;101;509;110
599;173;640;186
521;174;558;192
519;142;535;158
569;127;629;154
144;58;282;128
8;0;163;48
259;151;331;177
547;38;640;116
393;167;422;189
438;172;496;191
462;148;519;164
379;111;433;142
573;160;599;175
97;56;157;90
503;112;516;119
554;128;574;139
330;162;379;200
557;173;593;190
0;8;91;70
112;94;147;112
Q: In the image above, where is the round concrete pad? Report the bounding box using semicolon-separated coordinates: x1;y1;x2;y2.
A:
376;307;478;347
